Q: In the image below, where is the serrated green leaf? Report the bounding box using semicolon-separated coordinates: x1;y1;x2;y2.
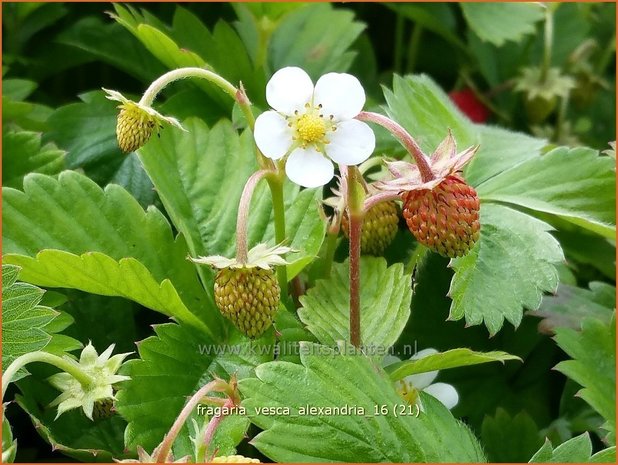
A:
449;204;564;335
2;415;17;463
3;130;65;189
2;170;222;338
57;16;166;83
383;74;477;155
298;257;410;349
111;5;229;111
117;323;272;453
5;250;211;335
482;409;544;462
138;118;325;280
478;146;616;238
465;125;547;186
590;447;616;463
385;348;520;381
239;342;485;462
2;264;59;380
554;316;616;442
170;8;266;105
461;3;544;47
529;433;595;463
531;282;615;333
268;4;365;79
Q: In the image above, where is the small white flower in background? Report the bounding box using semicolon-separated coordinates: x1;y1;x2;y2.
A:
384;348;459;411
48;342;131;420
254;66;376;188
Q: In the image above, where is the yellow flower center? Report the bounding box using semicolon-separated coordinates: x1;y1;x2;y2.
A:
289;104;335;150
295;113;327;143
396;380;420;405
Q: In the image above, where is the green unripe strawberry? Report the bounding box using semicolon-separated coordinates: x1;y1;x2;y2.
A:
402;175;480;258
342;201;399;256
92;398;115;421
212;455;260;463
524;95;557;124
116;104;157;153
214;268;280;338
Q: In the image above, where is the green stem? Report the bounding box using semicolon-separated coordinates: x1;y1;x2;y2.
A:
554;93;570;143
266;173;288;294
406;24;423;74
2;352;94;400
540;5;554;83
138;67;256;131
596;33;616;75
346;167;365;349
321;230;339;279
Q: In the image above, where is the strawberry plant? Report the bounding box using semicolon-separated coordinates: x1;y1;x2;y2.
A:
2;2;615;463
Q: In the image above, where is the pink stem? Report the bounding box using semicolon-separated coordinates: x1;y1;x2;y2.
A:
356;111;435;183
236;170;270;263
364;191;402;212
202;398;235;458
154;380;224;463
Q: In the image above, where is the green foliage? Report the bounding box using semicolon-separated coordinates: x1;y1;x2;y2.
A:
2;130;65;189
461;3;545;47
1;264;78;381
239;343;485;462
116;323;271;454
478;146;616;238
298;257;410;348
2;415;17;463
554;316;616;443
385;348;520;381
481;409;544;462
138;118;325;280
531;282;615;333
2;171;221;337
268;4;365;79
449;204;564;335
529;433;615;463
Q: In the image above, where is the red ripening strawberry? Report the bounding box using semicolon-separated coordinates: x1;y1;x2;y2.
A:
449;89;490;123
402;175;480;258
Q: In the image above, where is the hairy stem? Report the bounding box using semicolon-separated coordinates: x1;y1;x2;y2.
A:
154;379;226;463
364;191;402;212
2;352;95;400
346;167;365;348
138;67;256;133
196;397;235;462
356;111;435;182
236;170;270;263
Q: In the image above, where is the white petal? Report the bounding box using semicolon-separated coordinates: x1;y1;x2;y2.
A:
325;120;375;165
254;111;293;160
266;67;314;115
314;73;366;120
402;348;440;389
382;355;401;367
412;348;439;360
285;147;334;188
423;382;459;410
403;371;438;390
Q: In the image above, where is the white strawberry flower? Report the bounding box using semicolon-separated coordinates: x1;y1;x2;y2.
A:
384;348;459;410
254;67;376;188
